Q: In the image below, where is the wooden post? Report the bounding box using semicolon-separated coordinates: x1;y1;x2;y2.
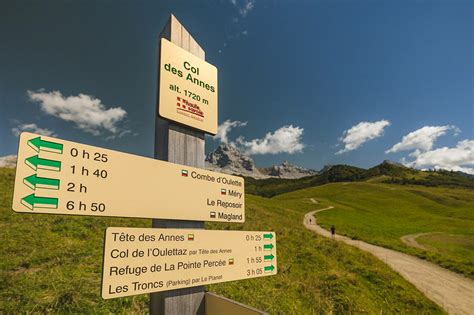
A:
151;15;206;315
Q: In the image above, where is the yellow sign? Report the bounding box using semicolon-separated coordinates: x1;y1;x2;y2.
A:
12;132;244;222
101;228;277;299
159;38;218;135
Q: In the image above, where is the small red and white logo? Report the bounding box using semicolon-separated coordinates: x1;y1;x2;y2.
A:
176;96;204;118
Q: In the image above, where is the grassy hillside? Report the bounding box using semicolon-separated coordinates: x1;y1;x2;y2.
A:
278;182;474;278
0;167;442;313
0;168;149;313
246;162;474;197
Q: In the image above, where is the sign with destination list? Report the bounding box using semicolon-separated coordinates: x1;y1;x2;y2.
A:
159;38;218;135
12;132;245;222
102;227;277;299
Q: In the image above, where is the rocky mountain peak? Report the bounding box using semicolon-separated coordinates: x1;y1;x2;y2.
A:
206;145;317;179
281;160;292;167
206;143;258;172
263;160;318;179
205;143;266;178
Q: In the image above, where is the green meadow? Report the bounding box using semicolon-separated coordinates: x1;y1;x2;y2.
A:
0;167;442;313
278;182;474;278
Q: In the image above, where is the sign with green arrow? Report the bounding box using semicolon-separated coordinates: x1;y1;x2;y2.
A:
264;244;274;251
23;174;60;190
28;136;63;154
263;233;273;239
264;254;275;261
25;155;61;172
13;132;245;222
102;228;277;299
21;194;58;210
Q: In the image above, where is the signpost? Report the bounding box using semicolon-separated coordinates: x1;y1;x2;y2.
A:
12;132;244;222
11;14;277;315
102;228;277;299
152;15;210;314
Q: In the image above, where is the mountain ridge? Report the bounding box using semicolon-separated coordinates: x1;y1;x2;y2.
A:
245;160;474;197
205;143;318;179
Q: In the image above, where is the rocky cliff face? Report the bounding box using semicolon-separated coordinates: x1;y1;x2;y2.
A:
205;144;266;178
205;144;317;179
259;160;318;179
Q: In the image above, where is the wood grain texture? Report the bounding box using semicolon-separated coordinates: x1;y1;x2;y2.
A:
151;14;205;315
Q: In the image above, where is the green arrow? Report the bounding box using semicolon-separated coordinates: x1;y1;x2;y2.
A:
25;155;61;172
28;136;63;154
23;174;60;190
21;193;58;210
264;265;275;272
263;233;273;240
264;254;274;261
263;244;274;251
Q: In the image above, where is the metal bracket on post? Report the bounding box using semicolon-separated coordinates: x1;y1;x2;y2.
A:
151;15;206;315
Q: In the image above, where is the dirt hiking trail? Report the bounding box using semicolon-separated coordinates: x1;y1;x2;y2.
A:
400;232;442;250
304;200;474;315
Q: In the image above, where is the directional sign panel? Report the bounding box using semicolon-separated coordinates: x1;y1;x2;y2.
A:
12;132;244;222
101;228;277;299
159;38;218;135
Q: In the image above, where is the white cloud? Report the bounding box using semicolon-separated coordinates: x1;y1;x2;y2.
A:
240;1;255;17
0;155;17;168
27;90;127;136
230;0;255;17
213;119;247;144
105;129;134;141
213;121;305;155
405;139;474;174
386;125;459;154
12;123;57;137
336;120;391;154
221;1;253;54
237;125;305;155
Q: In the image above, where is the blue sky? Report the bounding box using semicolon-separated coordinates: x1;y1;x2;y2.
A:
0;0;472;173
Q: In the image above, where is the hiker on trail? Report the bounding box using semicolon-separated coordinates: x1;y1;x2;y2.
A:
331;225;335;239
